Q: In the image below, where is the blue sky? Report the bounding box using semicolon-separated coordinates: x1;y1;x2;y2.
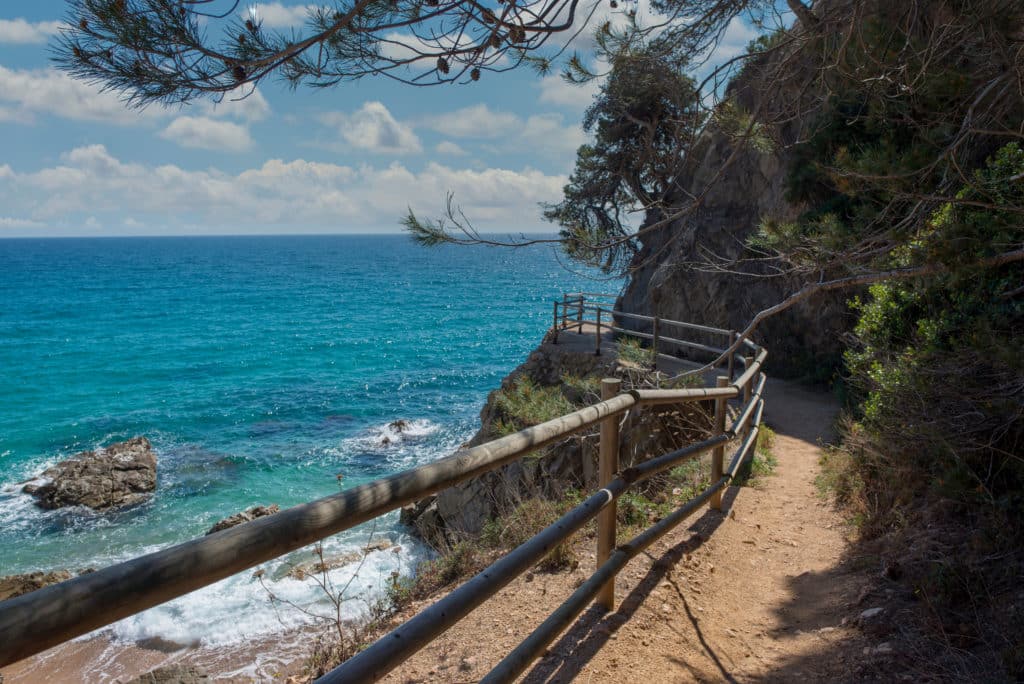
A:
0;1;765;237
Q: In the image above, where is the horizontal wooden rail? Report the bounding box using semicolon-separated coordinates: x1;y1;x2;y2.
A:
634;386;739;404
604;308;732;337
0;394;637;666
564;291;618;300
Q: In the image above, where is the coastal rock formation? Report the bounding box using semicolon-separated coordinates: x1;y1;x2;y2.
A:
205;504;280;535
23;437;157;510
0;568;94;601
404;340;711;543
273;539;395;581
615;138;851;377
125;665;209;683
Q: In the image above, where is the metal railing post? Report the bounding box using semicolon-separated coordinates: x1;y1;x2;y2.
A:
595;308;602;356
597;377;622;610
710;375;729;510
552;300;560;344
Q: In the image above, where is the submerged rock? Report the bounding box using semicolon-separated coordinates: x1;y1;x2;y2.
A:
280;539;395;581
23;437;157;511
125;665;209;683
206;504;280;535
0;568;94;602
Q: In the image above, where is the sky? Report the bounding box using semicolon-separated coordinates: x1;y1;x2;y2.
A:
0;1;764;237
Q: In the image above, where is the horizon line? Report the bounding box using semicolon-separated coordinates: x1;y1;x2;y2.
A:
0;230;561;241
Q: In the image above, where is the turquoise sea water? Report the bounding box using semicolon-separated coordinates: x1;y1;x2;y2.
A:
0;234;617;648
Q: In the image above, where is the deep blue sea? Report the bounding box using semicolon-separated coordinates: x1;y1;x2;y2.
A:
0;235;617;650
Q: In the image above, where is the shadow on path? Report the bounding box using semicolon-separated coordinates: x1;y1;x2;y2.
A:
522;487;741;684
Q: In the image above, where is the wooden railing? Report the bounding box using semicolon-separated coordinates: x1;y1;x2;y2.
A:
555;292;746;379
0;295;768;684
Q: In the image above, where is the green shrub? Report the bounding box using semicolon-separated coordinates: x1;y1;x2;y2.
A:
482;498;579;571
386;542;490;611
616;337;654;367
493;376;575;434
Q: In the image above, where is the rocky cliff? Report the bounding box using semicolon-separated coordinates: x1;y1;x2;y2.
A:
617;49;853;379
620;151;852;378
403;333;712;544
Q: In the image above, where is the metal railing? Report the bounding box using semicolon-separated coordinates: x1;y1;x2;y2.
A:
0;295;768;684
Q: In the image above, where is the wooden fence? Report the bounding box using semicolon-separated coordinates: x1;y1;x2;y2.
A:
0;294;767;684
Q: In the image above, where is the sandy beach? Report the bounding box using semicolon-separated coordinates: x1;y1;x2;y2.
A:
0;628;313;683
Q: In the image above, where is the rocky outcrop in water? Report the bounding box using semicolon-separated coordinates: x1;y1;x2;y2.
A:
0;568;94;602
206;504;280;535
22;437;157;510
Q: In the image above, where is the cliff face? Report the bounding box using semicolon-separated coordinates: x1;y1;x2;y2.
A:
618;129;852;378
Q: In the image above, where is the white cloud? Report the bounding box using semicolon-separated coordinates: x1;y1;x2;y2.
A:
0;65;268;150
521;113;586;153
0;65;269;128
246;3;315;28
707;17;760;65
320;101;422;155
538;73;600;111
0;216;44;228
0;104;31;124
435;141;468;157
160;116;254;152
0;145;564;231
0;18;63;44
420;105;585;161
199;86;271;122
0;65;153;124
420;104;522;140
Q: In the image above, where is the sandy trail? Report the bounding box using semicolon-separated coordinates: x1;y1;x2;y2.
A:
381;378;873;683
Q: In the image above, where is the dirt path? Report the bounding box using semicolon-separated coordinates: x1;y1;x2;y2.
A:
382;379;878;683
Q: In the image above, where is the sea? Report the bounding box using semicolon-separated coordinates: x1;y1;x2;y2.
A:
0;234;618;657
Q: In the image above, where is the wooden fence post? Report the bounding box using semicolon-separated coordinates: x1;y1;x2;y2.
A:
744;356;755;436
561;294;568;330
652;316;660;371
597;377;622;610
727;330;737;381
577;296;584;334
595;308;602;356
552;301;559;344
710;376;729;510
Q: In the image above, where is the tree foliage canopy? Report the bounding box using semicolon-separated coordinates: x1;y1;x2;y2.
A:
543;41;703;273
55;0;600;105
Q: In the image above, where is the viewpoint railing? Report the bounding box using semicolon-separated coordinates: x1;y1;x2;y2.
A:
0;294;768;684
555;291;748;379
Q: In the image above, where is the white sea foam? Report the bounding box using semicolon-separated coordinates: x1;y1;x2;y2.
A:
0;471;57;536
102;526;430;648
323;417;462;472
366;418;440;446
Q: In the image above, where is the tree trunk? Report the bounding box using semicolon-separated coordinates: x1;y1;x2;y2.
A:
786;0;818;26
